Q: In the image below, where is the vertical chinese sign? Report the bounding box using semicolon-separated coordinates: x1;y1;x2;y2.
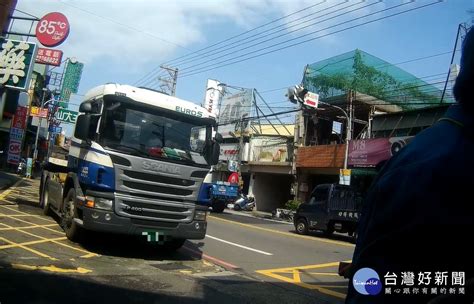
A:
0;39;37;90
7;106;28;164
0;39;37;164
60;60;83;103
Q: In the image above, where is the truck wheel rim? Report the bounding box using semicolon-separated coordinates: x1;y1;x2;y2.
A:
44;189;49;208
64;198;74;228
297;222;305;232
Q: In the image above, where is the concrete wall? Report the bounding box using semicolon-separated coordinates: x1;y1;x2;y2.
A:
251;173;292;212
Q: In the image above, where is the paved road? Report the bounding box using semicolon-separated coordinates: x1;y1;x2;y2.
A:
0;178;354;303
193;212;355;301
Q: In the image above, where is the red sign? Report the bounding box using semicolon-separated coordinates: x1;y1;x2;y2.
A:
35;47;63;66
303;92;319;108
8;141;21;154
30;106;49;118
35;12;70;47
12;106;28;129
228;172;239;184
348;136;414;167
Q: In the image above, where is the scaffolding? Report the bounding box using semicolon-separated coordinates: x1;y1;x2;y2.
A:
303;49;455;110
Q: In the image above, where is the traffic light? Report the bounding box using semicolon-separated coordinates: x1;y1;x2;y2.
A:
286;85;308;104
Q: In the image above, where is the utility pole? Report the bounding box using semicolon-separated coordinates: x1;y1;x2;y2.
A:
158;65;178;96
441;23;469;103
237;114;247;191
32;88;48;161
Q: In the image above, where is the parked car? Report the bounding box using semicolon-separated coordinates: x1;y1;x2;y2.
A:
293;183;363;237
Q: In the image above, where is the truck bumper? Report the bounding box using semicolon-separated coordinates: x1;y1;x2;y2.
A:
77;207;207;240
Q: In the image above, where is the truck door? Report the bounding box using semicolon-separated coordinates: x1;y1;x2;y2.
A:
306;185;330;229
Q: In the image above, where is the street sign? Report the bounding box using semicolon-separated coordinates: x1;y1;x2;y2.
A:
55;108;78;124
303;91;319;108
60;60;84;102
49;125;62;133
0;39;37;90
339;169;351;186
30;106;49;118
35;47;63;66
35;12;70;47
7;140;22;164
7;106;28;164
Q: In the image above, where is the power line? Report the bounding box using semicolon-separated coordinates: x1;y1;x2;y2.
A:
170;0;358;68
58;0;189;50
136;1;329;86
162;1;328;66
179;1;442;78
178;1;380;74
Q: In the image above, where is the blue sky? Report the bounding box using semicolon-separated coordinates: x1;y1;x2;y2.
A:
13;0;474;134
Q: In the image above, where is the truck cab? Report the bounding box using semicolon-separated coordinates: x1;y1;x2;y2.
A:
40;84;221;249
294;183;363;237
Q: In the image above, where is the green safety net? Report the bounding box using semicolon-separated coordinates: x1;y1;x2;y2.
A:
303;49;454;110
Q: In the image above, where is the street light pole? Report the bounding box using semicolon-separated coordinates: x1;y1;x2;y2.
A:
32;88;48;161
318;100;351;170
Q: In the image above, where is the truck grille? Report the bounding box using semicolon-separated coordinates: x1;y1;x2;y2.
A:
112;156;204;223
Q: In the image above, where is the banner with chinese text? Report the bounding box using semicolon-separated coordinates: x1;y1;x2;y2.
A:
0;39;37;91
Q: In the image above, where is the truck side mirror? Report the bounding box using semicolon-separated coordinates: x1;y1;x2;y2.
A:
79;102;92;113
210;142;220;165
74;114;92;142
214;133;223;143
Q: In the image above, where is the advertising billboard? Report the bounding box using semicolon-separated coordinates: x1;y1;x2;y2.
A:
348;136;414;167
218;89;253;138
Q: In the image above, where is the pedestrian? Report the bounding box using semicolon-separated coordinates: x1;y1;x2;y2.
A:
345;28;474;304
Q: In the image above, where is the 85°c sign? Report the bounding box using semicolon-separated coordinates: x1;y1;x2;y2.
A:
35;12;70;47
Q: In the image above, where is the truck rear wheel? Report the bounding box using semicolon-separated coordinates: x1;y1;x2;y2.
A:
62;188;83;242
41;180;52;216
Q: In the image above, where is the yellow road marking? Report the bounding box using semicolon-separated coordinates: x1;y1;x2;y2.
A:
0;213;56;221
0;223;58;231
0;213;63;234
306;272;340;276
0;222;99;258
12;263;92;274
0;205;56;223
209;216;354;247
0;236;59;260
0;179;24;199
296;282;347;299
256;261;351;300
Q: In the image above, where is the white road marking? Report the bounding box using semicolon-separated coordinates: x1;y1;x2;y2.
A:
206;234;273;256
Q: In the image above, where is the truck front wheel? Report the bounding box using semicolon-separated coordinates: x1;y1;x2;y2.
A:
212;200;226;213
62;188;83;242
161;239;186;251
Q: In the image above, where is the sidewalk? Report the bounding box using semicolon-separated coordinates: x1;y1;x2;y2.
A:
223;208;293;225
0;171;20;191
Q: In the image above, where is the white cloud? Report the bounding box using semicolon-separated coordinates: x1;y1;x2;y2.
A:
13;0;284;70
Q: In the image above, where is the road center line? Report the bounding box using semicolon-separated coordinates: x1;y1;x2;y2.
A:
206;234;273;256
209;215;355;247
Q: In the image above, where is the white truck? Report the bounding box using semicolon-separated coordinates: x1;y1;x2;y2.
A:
39;84;221;250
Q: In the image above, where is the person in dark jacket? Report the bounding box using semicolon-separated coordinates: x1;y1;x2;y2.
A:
346;28;474;304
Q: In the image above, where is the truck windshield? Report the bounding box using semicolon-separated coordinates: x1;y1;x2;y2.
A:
98;98;213;167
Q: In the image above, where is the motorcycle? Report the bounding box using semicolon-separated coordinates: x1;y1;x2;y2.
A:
17;158;26;176
233;194;255;211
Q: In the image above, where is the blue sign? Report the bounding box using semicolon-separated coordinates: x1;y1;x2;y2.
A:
49;126;62;133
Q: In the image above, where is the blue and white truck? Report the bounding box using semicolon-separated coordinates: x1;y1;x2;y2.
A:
39;84;221;250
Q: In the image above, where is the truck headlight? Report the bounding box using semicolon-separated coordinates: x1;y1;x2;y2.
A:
86;196;113;211
194;210;208;221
